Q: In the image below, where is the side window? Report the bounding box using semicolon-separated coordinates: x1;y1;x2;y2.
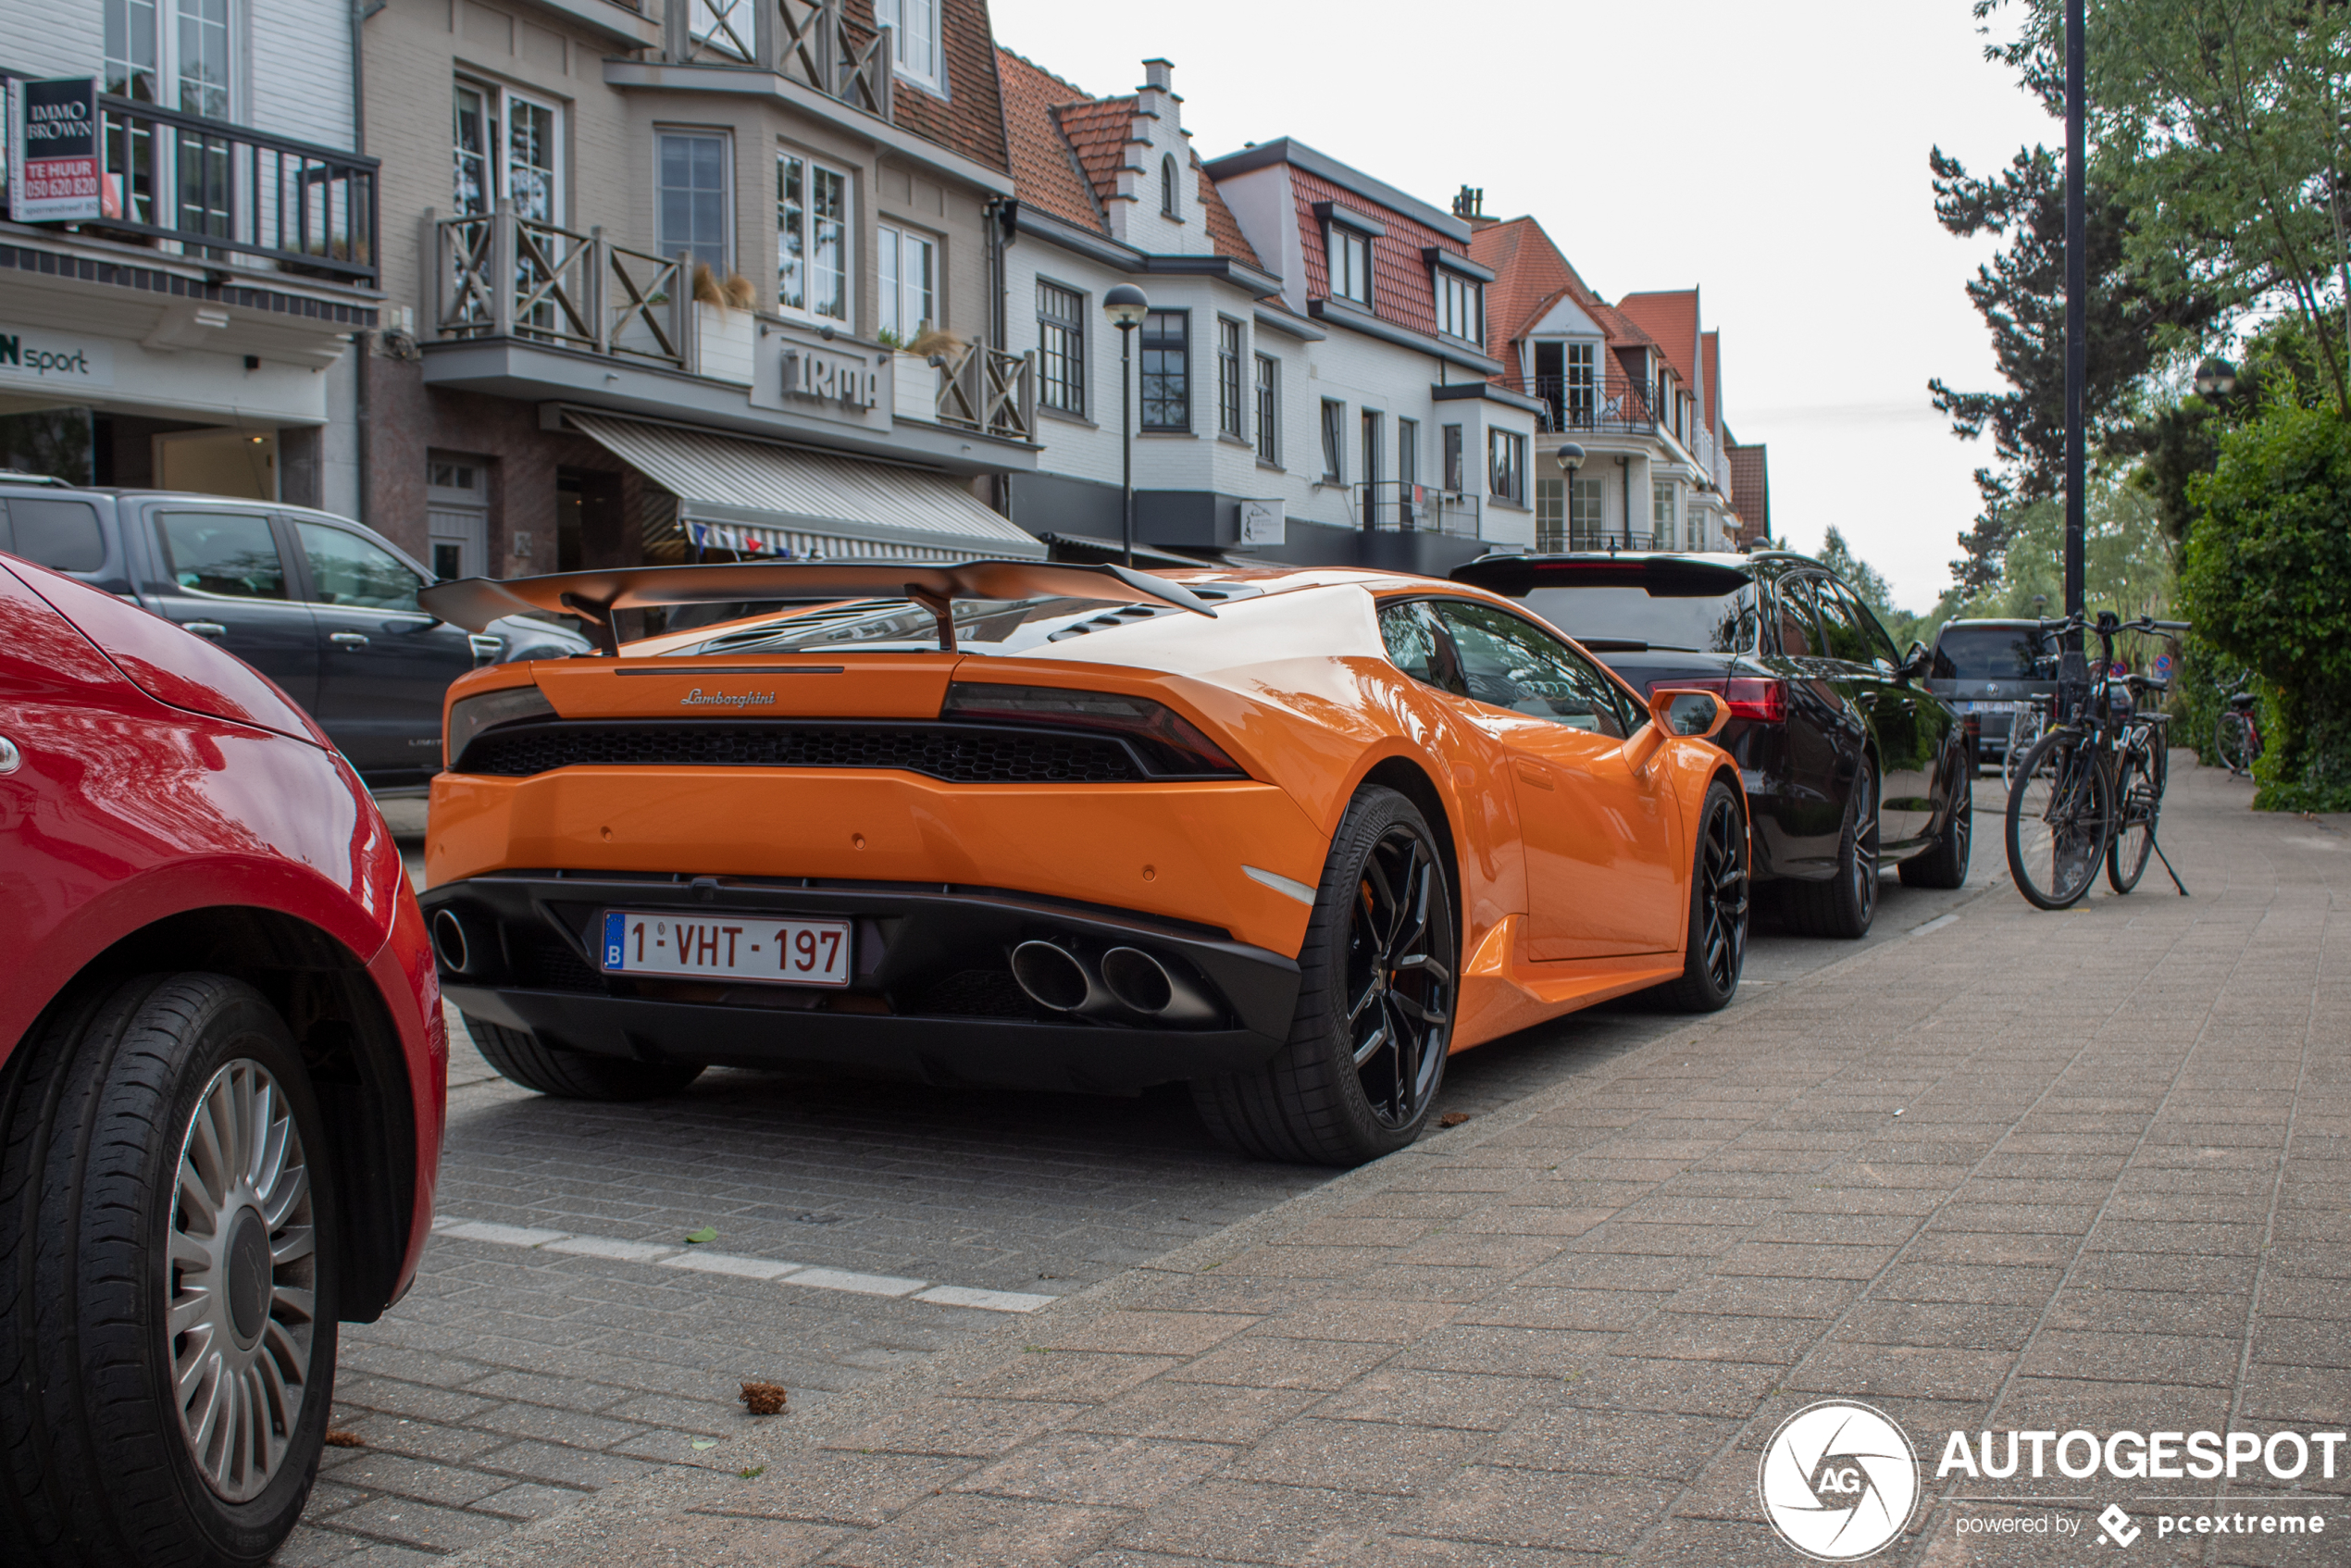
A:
1432;601;1628;738
0;497;105;573
1376;601;1465;697
155;511;289;600
1832;580;1900;666
296;522;424;612
1773;576;1818;658
1818;579;1891;666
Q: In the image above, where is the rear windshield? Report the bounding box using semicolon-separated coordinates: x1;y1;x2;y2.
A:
674;595;1144;656
1511;581;1760;654
1934;625;2049;681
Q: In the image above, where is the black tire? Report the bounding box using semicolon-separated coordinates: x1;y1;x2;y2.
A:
2005;729;2111;910
1662;779;1749;1012
464;1016;704;1101
1900;754;1973;890
1192;785;1457;1166
2107;746;2160;894
2216;710;2255;776
0;974;338;1568
1782;753;1879;939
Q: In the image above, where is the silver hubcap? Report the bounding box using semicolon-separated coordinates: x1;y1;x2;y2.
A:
168;1059;318;1502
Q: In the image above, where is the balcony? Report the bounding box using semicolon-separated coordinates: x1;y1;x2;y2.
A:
0;76;377;288
1528;371;1656;438
1350;480;1483;540
425;203;1035;454
672;0;892;123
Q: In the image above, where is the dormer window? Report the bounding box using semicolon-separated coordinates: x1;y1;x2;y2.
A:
1161;154;1180;218
876;0;942;93
1332;230;1372;305
1437;270;1483;345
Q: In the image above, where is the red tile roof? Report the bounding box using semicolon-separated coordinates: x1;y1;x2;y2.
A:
992;46;1258;268
1288;168;1462;339
1617;290;1701;390
1729;442;1770;542
1467;214;1658;390
841;0;1008;174
1702;330;1722;432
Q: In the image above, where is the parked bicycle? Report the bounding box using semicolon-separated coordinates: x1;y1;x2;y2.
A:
2216;691;2264;777
2003;685;2051;790
2006;611;2193;910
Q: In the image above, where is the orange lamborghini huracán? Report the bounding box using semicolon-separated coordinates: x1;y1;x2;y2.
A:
417;560;1748;1165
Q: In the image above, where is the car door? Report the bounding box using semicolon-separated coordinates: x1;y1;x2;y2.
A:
1816;579;1936;844
1429;599;1684;961
292;518;475;778
141;506;319;712
1760;573;1853;872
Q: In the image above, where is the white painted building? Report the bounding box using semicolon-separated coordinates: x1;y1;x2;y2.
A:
0;0;368;508
998;51;1540;570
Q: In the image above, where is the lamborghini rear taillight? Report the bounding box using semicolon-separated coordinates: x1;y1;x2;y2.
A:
939;683;1245;778
1651;676;1786;724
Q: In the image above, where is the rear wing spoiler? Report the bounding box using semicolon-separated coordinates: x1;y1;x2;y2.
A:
417;558;1217;656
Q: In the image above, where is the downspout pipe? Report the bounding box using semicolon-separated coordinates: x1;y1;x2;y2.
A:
352;0;385;526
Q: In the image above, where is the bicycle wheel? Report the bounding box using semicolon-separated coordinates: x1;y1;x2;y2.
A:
2006;729;2111;910
2216;710;2255;776
2004;707;2045;791
2108;747;2157;893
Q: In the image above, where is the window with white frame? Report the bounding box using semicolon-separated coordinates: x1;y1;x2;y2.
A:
1037;281;1085;415
1253;353;1278;463
689;0;753;60
1320;399;1345;481
1652;479;1677;548
1536;477;1564;551
777;152;850;323
1330;228;1372;306
1570;476;1602;546
106;0;230;115
875;0;942;93
1216;319;1244;439
454;81;563;223
1162;155;1181;219
1442;424;1463;492
1566;341;1598;425
1398;417;1418;494
657;131;729;273
1488;428;1525;504
1437;268;1483;345
877;224;936;341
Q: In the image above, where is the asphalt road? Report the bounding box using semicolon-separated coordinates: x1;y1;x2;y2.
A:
273;790;1996;1564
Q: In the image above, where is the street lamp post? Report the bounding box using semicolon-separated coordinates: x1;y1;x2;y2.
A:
1102;284;1150;568
2060;0;2089;716
1551;443;1586;552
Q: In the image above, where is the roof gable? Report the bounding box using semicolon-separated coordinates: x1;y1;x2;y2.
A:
1616;290;1701;388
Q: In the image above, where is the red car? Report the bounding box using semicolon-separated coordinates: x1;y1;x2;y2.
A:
0;552;444;1567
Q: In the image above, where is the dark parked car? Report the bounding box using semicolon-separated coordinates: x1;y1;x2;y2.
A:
1451;550;1972;938
1;551;442;1567
0;479;588;787
1926;617;2056;768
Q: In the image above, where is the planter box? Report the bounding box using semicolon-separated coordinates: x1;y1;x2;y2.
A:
891;351;939;422
694;301;755;387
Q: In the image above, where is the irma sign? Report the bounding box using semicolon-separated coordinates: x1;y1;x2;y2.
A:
7;78;103;224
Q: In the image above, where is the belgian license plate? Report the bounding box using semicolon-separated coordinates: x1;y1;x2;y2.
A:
599;910;852;988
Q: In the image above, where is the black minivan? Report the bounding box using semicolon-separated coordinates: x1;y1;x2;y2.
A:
1451;550;1973;940
0;478;586;787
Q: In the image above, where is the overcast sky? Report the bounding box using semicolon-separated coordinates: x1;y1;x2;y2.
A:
989;0;2054;610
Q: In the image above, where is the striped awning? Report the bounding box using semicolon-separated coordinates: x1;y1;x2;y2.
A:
565;410;1045;563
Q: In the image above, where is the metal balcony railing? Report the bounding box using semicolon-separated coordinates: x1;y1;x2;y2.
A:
1532;525;1658;553
432;202;692;368
0;74;378;286
1528;371;1657;437
931;340;1036;442
1351;480;1481;538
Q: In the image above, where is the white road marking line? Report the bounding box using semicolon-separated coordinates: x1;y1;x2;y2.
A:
431;1216;1054;1311
546;1235;679;1264
1909;913;1960;936
915;1284;1056;1313
660;1251;801;1280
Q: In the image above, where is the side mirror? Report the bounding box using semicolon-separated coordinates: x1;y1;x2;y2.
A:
1649;687;1732;740
1897;641;1931;683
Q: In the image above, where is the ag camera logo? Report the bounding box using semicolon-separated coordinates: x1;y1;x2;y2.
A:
1759;1400;1920;1560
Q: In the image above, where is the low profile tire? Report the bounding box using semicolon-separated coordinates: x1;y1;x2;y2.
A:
1662;778;1749;1012
1782;753;1879;940
0;974;338;1568
1192;785;1458;1166
463;1016;704;1101
1900;755;1973;890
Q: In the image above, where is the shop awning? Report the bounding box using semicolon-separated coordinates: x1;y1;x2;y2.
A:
564;410;1046;563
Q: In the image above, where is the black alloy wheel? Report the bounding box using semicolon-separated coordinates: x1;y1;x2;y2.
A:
1664;778;1749;1011
1192;785;1459;1166
1784;754;1879;939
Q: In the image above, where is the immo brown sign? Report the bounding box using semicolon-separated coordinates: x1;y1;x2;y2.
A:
7;78;103;224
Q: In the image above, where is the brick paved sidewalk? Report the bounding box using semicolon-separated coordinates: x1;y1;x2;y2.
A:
444;760;2350;1568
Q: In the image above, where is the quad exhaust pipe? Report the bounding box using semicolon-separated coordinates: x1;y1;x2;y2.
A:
1008;940;1219;1025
